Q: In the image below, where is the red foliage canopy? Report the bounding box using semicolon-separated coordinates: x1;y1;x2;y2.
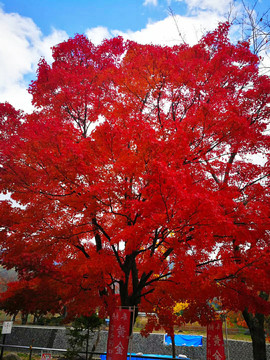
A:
0;23;269;324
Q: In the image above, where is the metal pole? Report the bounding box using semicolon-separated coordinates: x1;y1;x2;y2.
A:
224;316;230;360
129;306;135;360
0;334;6;360
29;345;33;360
86;326;90;360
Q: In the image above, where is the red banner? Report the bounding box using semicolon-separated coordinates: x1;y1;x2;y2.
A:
207;320;226;360
107;308;131;360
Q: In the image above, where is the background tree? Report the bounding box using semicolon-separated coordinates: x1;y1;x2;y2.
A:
0;277;64;324
233;0;270;71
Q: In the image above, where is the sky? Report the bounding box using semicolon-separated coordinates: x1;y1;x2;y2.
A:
0;0;269;113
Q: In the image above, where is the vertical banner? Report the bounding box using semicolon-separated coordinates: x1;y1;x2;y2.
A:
107;308;131;360
207;320;226;360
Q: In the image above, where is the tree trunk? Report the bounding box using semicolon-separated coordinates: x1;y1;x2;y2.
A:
171;333;176;359
242;309;266;360
21;313;28;325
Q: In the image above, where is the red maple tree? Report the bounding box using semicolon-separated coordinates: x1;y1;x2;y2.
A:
0;23;269;359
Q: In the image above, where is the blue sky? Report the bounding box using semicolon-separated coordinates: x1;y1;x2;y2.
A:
2;0;188;37
0;0;269;112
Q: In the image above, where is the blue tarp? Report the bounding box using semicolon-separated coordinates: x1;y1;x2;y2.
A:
164;334;203;347
100;354;190;360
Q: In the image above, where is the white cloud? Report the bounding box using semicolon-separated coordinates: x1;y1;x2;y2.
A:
85;26;112;45
112;12;225;46
1;84;33;114
0;7;68;112
37;28;69;64
0;2;250;114
143;0;158;6
0;7;223;112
